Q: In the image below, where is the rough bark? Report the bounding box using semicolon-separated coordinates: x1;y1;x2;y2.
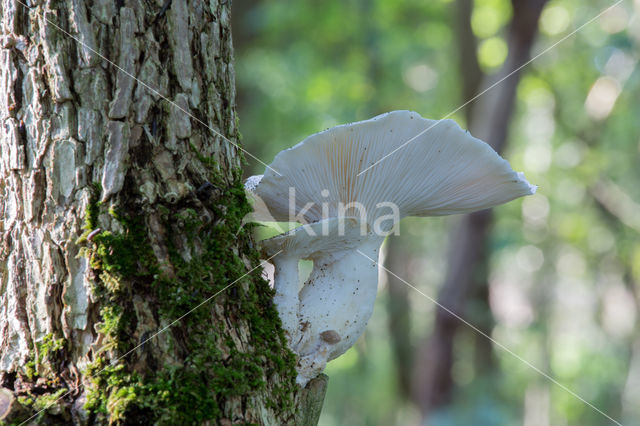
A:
0;0;324;424
413;0;547;416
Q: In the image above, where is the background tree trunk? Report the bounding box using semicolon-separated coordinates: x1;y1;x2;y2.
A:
0;0;324;423
383;237;413;399
413;0;547;417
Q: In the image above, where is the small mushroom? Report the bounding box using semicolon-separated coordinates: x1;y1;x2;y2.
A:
247;110;535;385
87;228;102;242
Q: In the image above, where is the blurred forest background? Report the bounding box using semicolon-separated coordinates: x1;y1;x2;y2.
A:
231;0;640;425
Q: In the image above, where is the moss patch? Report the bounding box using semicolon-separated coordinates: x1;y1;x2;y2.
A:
7;334;70;424
80;170;297;424
25;333;66;380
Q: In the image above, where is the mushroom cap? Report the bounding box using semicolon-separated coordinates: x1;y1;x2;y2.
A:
248;110;536;223
260;217;372;260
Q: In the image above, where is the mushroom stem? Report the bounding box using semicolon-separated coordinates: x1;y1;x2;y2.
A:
271;255;300;344
295;236;384;382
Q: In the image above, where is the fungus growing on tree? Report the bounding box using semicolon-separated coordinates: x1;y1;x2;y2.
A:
246;110;536;385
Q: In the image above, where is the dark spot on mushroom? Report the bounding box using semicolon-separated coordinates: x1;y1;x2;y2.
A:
320;330;341;344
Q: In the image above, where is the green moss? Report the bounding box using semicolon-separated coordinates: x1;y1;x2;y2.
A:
12;388;69;424
80;164;297;424
39;333;66;358
9;335;69;424
76;182;102;246
21;333;66;381
24;359;37;381
32;389;69;412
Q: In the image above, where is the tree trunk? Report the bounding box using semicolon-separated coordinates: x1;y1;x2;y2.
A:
413;0;547;416
383;236;413;399
0;0;324;424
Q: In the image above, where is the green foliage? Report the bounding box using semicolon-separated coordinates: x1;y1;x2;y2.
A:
233;0;640;424
235;0;459;176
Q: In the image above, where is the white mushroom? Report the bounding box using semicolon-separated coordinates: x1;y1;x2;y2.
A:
260;217;381;385
247;110;536;385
